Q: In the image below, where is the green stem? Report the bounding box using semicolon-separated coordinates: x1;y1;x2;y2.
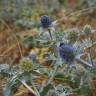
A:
47;65;58;84
88;37;94;66
19;79;36;95
30;74;40;96
47;29;59;84
88;48;93;66
48;29;53;40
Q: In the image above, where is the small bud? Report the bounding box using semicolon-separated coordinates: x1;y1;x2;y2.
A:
83;24;92;36
29;50;37;63
20;58;33;72
68;31;78;44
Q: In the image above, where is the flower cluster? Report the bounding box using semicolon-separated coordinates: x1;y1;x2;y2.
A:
59;43;76;63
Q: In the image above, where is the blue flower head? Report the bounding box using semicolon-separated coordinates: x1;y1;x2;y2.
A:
40;15;52;29
59;43;76;63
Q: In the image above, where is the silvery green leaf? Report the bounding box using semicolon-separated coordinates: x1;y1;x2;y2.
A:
40;84;53;96
52;20;58;26
47;90;58;96
36;39;48;43
81;38;92;49
83;24;91;36
38;68;50;76
73;41;83;53
44;53;56;61
32;63;42;70
55;31;65;42
0;64;11;78
56;85;72;96
59;92;66;96
54;58;63;66
0;64;10;72
4;76;20;96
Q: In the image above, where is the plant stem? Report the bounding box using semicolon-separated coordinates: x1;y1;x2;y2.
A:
88;37;94;66
88;48;93;66
75;53;92;67
47;65;58;84
47;29;59;84
48;29;53;40
20;80;37;96
30;74;40;96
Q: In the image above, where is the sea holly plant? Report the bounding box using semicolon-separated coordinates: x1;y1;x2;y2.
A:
0;16;96;96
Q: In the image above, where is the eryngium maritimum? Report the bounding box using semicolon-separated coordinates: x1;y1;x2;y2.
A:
40;15;53;29
59;43;76;63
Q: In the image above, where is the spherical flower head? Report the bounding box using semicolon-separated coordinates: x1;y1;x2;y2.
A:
83;24;91;36
20;58;33;72
40;15;52;29
59;43;76;63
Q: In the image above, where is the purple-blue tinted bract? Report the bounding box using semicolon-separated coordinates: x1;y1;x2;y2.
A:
40;15;52;28
59;43;76;63
29;53;37;63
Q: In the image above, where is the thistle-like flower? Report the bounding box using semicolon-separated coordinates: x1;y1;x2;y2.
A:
59;43;76;63
40;15;53;29
40;15;57;33
20;58;33;72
